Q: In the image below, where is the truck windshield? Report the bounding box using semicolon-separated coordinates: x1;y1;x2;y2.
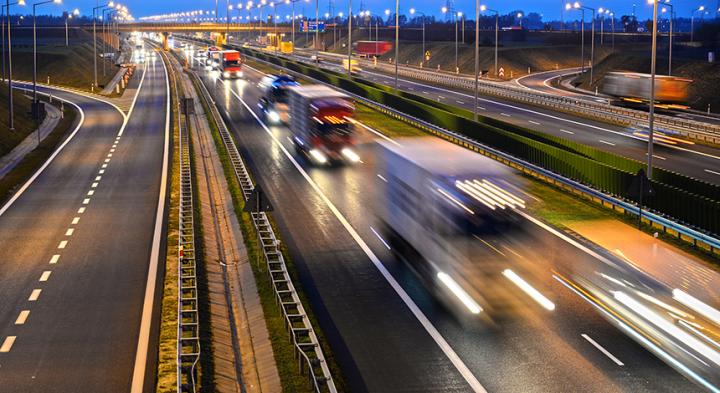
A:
224;60;240;67
316;122;352;135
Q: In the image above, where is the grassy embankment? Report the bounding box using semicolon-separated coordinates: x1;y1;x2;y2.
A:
0;94;78;204
189;72;347;391
10;29;115;91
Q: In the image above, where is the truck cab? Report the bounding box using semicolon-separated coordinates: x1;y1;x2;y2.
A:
220;50;243;79
287;85;359;165
206;46;222;68
258;75;300;124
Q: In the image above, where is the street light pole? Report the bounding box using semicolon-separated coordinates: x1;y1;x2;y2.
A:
647;0;659;178
409;8;426;67
474;0;479;121
93;2;114;91
4;0;25;131
691;6;704;43
347;0;351;77
394;0;398;88
33;0;61;103
481;6;499;77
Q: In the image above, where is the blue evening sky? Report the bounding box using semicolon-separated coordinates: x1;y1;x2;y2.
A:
26;0;720;20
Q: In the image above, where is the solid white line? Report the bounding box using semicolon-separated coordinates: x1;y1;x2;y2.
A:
130;49;171;393
77;207;86;214
705;169;720;176
581;334;625;366
15;310;30;325
0;336;16;352
65;228;74;236
370;226;391;250
72;217;80;224
560;129;575;135
49;254;60;264
377;174;388;182
219;78;488;393
529;120;541;125
39;271;52;282
58;241;68;249
29;289;42;301
599;140;616;146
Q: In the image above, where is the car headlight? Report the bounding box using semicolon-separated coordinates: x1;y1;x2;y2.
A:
267;111;280;123
341;148;360;163
309;149;328;164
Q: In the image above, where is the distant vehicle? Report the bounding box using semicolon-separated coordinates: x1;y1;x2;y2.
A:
206;46;223;67
287;85;358;164
219;50;243;78
354;40;392;57
341;59;362;74
310;54;322;63
377;137;525;317
602;72;692;108
258;75;300;124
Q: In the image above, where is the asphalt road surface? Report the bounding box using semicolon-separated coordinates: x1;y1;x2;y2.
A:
183;47;706;393
0;54;169;392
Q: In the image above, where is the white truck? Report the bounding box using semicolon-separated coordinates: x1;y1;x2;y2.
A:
377;137;526;318
287;85;359;164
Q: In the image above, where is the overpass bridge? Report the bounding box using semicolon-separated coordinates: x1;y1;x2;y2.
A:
116;22;292;33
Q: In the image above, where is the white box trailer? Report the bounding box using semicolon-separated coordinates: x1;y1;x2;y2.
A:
287;85;358;164
377;137;526;317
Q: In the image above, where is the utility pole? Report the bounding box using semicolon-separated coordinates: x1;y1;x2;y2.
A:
647;0;658;178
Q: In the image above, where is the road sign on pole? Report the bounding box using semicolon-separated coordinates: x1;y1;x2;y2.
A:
425;50;431;61
244;185;274;213
628;168;654;229
498;67;505;78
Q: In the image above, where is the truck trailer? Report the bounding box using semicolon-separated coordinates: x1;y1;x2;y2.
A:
602;71;692;108
287;85;358;164
377;137;527;318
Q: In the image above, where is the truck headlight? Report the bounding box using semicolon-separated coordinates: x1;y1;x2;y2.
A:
223;71;230;78
267;110;280;123
309;149;328;164
341;148;360;163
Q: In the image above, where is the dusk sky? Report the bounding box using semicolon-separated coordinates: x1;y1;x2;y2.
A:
24;0;720;20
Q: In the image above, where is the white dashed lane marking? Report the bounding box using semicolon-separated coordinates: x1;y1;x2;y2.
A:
29;289;42;301
529;120;541;125
58;241;68;249
65;228;74;236
87;190;95;196
0;336;17;352
560;129;575;135
72;217;80;225
49;254;60;264
599;140;616;146
15;310;30;325
78;207;86;214
83;198;90;205
39;271;52;282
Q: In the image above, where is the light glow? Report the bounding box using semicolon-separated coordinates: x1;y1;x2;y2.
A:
437;272;482;314
503;269;555;311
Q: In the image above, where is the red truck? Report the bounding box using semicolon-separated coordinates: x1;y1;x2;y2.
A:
288;85;359;165
355;41;393;57
219;50;243;79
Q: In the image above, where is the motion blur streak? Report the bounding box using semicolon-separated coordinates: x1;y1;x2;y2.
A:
673;289;720;327
502;269;555;311
437;188;476;214
437;272;483;314
613;292;720;367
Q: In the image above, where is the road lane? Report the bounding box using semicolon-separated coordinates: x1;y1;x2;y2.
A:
187;49;704;392
0;53;169;392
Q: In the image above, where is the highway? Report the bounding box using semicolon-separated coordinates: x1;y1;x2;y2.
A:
181;46;707;392
515;67;720;127
0;49;169;392
260;46;720;185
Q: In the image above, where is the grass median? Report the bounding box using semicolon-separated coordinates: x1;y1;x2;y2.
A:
190;73;347;392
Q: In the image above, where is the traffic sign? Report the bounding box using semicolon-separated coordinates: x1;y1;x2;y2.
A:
498;67;505;78
425;50;431;61
244;185;274;213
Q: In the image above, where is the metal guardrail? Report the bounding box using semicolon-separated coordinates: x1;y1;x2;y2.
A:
240;50;720;255
172;52;201;392
191;68;338;393
272;44;720;144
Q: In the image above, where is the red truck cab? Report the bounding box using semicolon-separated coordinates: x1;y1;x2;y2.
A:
220;50;243;78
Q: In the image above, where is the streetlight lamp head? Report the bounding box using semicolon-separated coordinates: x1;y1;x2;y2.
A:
108;1;114;6
565;3;572;10
574;1;581;8
409;7;415;14
385;9;390;15
480;5;487;11
517;12;522;18
441;6;447;13
698;5;705;11
73;8;79;15
18;0;26;5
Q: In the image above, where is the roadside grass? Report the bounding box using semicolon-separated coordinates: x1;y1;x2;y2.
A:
0;89;36;152
190;73;347;392
155;51;180;393
0;102;77;206
11;39;115;91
